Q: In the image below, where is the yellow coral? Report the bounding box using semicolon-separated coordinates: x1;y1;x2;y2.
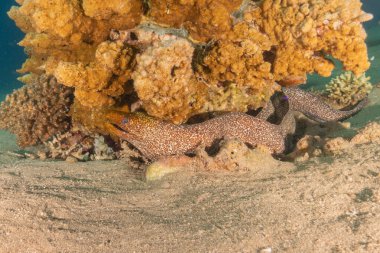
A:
17;32;97;75
70;100;130;135
82;0;142;33
149;0;243;41
248;0;372;83
54;41;134;108
133;37;206;123
8;0;141;75
199;22;276;111
8;0;372;129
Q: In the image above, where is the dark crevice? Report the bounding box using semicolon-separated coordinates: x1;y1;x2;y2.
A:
171;66;179;77
263;46;277;72
142;0;150;15
129;32;138;41
205;138;223;157
192;40;215;72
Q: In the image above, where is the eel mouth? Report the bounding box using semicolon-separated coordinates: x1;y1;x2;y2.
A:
105;110;131;138
110;123;129;134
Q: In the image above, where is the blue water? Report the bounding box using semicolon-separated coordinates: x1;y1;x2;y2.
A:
0;1;25;101
0;1;379;101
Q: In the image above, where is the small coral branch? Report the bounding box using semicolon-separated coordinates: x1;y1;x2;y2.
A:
325;72;373;107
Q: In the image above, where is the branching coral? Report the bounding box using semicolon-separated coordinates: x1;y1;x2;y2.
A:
0;76;73;147
7;0;373;143
325;72;372;106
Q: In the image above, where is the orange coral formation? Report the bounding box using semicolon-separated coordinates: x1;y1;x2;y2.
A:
55;41;135;107
7;0;373;138
199;21;278;111
149;0;243;41
8;0;141;76
132;34;206;123
0;76;73;147
247;0;372;83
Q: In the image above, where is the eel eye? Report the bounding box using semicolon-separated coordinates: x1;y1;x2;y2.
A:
121;118;129;125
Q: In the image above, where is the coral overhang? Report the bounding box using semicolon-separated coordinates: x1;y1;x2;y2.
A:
2;0;373;146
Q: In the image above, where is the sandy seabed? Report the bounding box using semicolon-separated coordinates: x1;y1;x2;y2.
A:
0;89;380;253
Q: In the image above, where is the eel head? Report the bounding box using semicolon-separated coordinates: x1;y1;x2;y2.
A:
105;111;160;142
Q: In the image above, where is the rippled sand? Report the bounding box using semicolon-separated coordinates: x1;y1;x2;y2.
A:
0;86;379;252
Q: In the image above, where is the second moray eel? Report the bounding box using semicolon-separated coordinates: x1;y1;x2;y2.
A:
282;87;369;123
258;87;369;124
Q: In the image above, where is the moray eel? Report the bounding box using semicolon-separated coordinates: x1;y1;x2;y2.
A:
257;92;296;137
282;87;368;123
106;112;286;160
106;88;368;160
257;86;368;150
259;87;368;124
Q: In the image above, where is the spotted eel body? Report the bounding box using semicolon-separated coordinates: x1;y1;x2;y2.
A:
107;88;368;160
107;112;286;160
283;87;368;123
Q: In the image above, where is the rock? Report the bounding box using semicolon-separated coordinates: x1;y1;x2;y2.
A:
37;151;47;161
259;247;272;253
66;156;79;163
145;155;192;181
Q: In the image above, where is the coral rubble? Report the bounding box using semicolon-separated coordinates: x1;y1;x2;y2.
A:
290;121;380;161
5;0;373;148
44;131;117;161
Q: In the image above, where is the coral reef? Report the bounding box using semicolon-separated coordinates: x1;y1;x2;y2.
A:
8;0;141;75
0;76;73;147
325;71;373;106
198;21;278;112
6;0;373;146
